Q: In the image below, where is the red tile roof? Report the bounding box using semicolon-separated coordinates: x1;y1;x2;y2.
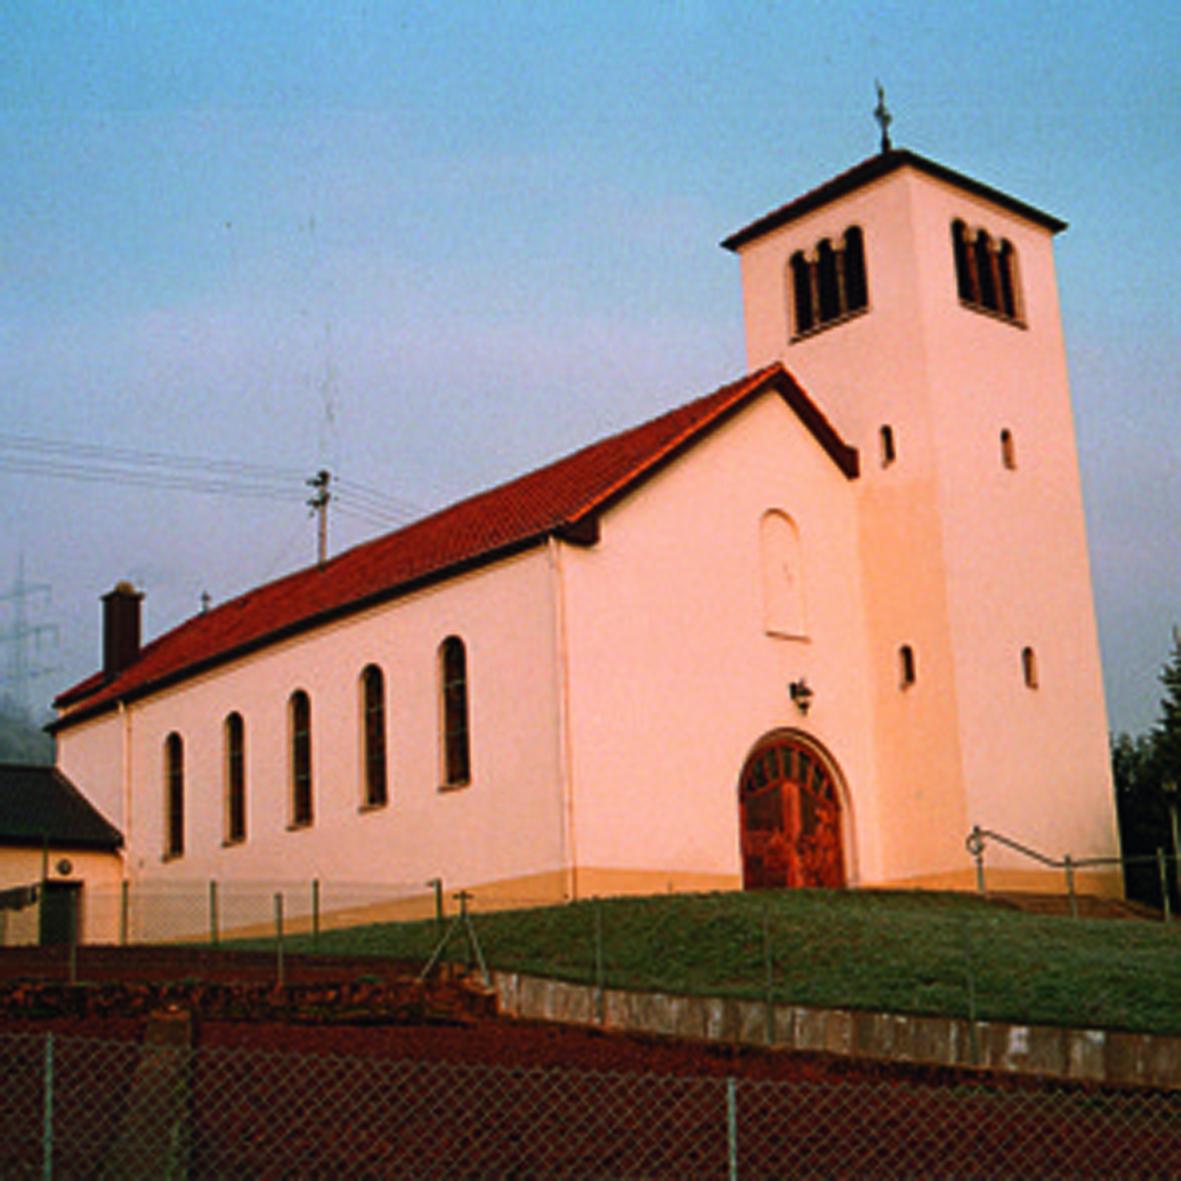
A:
53;363;856;729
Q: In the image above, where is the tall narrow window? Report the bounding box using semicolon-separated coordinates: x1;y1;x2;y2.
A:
290;689;313;827
951;220;974;302
164;732;184;858
361;664;388;808
973;231;998;311
816;239;840;323
998;240;1018;319
224;712;246;844
843;226;868;312
790;251;814;335
1022;646;1039;689
440;636;471;787
879;424;896;467
899;645;917;689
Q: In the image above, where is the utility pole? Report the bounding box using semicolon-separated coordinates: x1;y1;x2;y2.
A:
306;469;331;567
0;556;60;716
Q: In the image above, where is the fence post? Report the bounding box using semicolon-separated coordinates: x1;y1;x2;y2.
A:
960;913;980;1066
593;897;605;1025
428;878;444;938
312;879;320;951
1064;854;1078;919
119;879;129;946
274;893;286;988
726;1077;739;1181
42;1033;53;1181
67;890;78;985
209;880;220;947
762;902;774;1045
967;826;986;895
1158;849;1172;922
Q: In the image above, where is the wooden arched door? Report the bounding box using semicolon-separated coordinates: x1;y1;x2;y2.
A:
739;734;846;889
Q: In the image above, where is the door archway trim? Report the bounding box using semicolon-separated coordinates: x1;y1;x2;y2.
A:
737;729;855;889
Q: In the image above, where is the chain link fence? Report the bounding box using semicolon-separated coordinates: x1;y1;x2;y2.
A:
0;1030;1178;1178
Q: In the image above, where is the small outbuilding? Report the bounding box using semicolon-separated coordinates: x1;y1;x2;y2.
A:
0;762;123;944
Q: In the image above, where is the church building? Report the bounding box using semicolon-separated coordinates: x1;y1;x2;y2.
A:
50;146;1121;916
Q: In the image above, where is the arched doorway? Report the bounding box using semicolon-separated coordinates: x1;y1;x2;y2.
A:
738;733;846;889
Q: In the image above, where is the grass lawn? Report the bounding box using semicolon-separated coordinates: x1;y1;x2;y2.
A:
243;889;1181;1036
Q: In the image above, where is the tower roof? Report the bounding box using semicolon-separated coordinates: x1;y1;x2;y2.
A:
721;148;1066;253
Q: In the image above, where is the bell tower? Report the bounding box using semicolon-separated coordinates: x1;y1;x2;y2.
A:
723;147;1119;890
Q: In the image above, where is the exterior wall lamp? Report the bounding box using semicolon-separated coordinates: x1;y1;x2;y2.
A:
789;678;813;715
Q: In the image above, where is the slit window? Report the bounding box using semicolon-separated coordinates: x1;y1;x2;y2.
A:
224;712;246;844
440;636;471;787
361;664;389;808
880;425;896;467
899;645;917;689
1000;428;1016;470
789;224;869;337
290;689;313;827
164;732;184;858
1022;647;1039;689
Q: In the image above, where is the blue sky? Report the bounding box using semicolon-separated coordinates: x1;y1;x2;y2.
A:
1;1;1178;735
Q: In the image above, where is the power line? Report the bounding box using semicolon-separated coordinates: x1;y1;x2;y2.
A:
0;432;426;521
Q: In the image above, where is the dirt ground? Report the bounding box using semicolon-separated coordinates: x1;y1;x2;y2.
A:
2;948;1178;1177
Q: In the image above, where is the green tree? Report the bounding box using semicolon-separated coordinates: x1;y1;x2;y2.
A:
1113;628;1181;909
1153;628;1181;786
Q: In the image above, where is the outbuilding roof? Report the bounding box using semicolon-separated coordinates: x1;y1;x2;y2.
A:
720;148;1066;253
53;362;857;728
0;763;123;850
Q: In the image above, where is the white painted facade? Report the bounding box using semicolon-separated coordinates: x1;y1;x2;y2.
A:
53;152;1121;908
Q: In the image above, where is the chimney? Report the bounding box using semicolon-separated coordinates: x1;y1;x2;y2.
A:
102;581;143;680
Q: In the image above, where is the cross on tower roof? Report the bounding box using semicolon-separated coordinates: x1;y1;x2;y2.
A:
873;80;893;153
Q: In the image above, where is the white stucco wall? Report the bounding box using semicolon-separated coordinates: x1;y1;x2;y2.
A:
59;548;567;897
559;391;880;888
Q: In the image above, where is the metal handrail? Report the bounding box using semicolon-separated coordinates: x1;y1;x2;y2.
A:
965;825;1179;920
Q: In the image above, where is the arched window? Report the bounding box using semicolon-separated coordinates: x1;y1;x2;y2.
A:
899;645;917;688
843;226;868;312
998;240;1018;319
951;220;974;302
816;239;840;323
953;220;1023;324
440;637;471;787
164;732;184;858
790;251;814;335
788;225;870;338
1022;646;1039;689
289;690;313;827
760;511;806;638
1000;428;1017;470
973;231;998;311
879;424;896;467
361;664;388;808
224;712;246;844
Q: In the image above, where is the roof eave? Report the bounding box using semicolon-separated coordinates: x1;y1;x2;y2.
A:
50;527;567;733
721;149;1066;253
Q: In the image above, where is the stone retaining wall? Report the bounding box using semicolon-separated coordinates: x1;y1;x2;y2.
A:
492;971;1181;1090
